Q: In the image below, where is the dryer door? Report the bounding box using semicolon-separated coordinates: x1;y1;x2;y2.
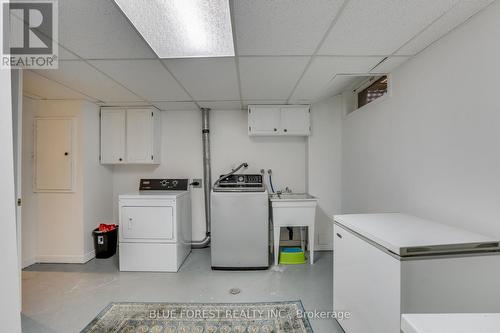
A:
121;206;174;241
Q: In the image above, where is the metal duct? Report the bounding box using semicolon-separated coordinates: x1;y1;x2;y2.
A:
192;107;211;248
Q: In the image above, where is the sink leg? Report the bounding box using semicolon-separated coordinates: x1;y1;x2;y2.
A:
309;225;314;265
274;227;280;266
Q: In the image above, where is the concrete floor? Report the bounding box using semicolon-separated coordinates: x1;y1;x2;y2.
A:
22;249;343;333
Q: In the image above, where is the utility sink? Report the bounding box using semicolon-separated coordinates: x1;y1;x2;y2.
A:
269;192;318;265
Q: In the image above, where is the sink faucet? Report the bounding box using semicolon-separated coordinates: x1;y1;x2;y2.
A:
274;187;291;198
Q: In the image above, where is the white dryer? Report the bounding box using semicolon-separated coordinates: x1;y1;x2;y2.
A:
118;179;191;272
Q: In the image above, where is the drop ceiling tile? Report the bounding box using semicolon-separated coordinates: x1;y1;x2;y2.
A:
197;101;242;110
57;0;156;59
90;60;190;101
152;101;198;111
33;61;143;102
233;0;344;55
242;100;287;109
291;56;382;100
239;56;310;99
318;0;459;55
57;45;80;60
163;58;239;100
23;71;95;101
317;75;363;100
396;0;495;55
371;57;410;73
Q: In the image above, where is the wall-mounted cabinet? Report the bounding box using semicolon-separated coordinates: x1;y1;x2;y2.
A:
248;105;310;136
100;107;161;165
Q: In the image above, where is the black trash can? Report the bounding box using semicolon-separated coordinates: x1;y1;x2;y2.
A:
92;227;118;259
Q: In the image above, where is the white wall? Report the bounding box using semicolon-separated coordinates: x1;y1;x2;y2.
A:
0;55;22;332
112;110;205;238
22;99;112;263
22;100;337;254
112;109;307;241
211;110;306;192
308;96;343;250
83;101;113;256
342;1;500;238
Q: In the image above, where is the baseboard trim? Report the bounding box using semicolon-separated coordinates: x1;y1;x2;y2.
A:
36;250;95;264
22;257;37;269
83;250;96;263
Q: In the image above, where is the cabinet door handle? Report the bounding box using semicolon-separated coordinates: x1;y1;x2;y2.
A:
64;152;69;156
128;217;132;229
274;128;277;132
336;233;342;239
119;158;123;162
284;129;288;132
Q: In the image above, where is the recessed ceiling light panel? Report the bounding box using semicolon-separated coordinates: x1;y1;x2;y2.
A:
114;0;234;58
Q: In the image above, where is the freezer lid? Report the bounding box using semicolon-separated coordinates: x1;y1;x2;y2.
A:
401;314;500;333
334;213;500;257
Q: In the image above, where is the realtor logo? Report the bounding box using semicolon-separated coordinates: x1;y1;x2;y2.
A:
2;0;58;68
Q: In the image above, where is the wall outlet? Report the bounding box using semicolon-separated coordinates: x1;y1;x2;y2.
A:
191;178;202;188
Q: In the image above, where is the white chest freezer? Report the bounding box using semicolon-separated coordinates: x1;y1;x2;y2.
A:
401;313;500;333
332;213;500;333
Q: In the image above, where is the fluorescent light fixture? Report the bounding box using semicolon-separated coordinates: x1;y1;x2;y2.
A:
114;0;234;58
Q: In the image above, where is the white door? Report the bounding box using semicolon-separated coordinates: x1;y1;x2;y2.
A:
280;107;310;135
248;107;281;135
34;118;74;192
100;109;126;164
126;109;153;163
121;206;174;241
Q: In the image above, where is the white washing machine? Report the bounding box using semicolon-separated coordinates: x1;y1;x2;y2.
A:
211;174;269;270
118;179;191;272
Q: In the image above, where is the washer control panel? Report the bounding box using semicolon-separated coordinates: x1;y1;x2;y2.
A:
139;179;188;191
218;174;263;186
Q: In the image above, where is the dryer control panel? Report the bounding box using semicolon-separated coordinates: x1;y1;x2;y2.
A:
139;179;189;191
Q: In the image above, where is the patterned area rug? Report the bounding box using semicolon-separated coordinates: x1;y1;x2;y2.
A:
82;301;313;332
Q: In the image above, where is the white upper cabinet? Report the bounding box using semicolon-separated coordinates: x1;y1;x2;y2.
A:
100;107;161;165
281;107;311;135
126;108;154;163
248;105;310;136
248;107;281;135
100;109;126;164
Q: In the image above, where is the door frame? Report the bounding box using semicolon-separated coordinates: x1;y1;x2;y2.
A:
11;69;23;299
